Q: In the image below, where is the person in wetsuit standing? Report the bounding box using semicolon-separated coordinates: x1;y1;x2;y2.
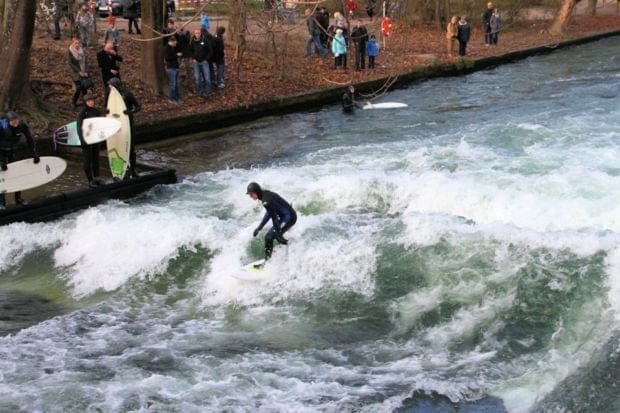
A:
77;94;103;187
247;182;297;261
0;111;40;207
342;85;358;113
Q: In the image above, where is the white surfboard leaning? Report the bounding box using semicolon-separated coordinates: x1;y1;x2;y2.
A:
53;118;121;147
230;259;267;281
363;102;409;110
106;86;131;179
0;156;67;193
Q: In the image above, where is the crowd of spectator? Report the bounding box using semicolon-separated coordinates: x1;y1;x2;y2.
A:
305;6;381;71
446;2;502;57
48;3;228;187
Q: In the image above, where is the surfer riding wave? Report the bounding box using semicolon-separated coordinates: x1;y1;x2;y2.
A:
247;182;297;262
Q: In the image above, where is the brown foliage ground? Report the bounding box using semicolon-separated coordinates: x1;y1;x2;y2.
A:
30;12;620;138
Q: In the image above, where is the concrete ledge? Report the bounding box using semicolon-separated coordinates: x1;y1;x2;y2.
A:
0;168;177;225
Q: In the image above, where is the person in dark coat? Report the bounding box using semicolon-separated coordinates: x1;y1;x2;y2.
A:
165;0;175;22
305;8;327;57
77;95;103;187
365;0;377;18
351;19;369;70
164;37;182;102
122;0;141;34
483;1;493;46
189;28;213;98
316;7;330;48
52;0;72;40
247;182;297;262
108;77;141;177
456;16;471;56
97;42;123;100
163;20;192;81
213;27;226;88
0;111;39;207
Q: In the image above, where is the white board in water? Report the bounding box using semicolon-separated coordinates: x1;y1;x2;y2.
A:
363;102;409;110
0;156;67;193
230;259;267;281
106;86;131;179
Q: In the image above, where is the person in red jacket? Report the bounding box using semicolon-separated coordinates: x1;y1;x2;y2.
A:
346;0;357;18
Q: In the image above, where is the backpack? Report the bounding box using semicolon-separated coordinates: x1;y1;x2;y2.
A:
0;117;7;132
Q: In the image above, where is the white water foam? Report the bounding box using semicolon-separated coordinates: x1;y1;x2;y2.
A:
606;247;620;325
0;221;66;271
52;202;228;297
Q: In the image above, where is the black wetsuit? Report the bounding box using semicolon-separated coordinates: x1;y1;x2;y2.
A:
77;105;102;184
120;89;141;176
0;120;38;206
342;91;355;113
255;190;297;259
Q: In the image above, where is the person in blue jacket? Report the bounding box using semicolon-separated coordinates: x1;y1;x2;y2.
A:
247;182;297;261
366;34;379;68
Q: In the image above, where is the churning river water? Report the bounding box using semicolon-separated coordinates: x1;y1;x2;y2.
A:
1;37;619;413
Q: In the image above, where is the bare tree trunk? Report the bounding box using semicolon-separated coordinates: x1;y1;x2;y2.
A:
434;0;442;29
228;0;247;61
0;0;37;111
587;0;597;15
549;0;577;35
140;0;166;95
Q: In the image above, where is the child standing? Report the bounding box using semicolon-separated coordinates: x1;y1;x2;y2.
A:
331;28;347;69
366;34;379;68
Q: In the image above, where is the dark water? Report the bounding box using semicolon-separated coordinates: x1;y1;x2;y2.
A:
0;37;619;412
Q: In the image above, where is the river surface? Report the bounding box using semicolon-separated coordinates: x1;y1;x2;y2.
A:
1;38;619;413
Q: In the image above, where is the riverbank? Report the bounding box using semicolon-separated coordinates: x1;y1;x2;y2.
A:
135;27;620;144
31;13;620;143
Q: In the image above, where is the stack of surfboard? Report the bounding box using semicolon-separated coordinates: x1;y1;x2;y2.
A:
2;87;133;199
52;85;132;180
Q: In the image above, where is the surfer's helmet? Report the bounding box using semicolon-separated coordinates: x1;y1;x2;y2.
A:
246;182;262;197
107;77;122;88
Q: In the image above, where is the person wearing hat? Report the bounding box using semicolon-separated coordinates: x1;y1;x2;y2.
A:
108;77;141;177
0;111;39;207
77;94;104;187
246;182;297;262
